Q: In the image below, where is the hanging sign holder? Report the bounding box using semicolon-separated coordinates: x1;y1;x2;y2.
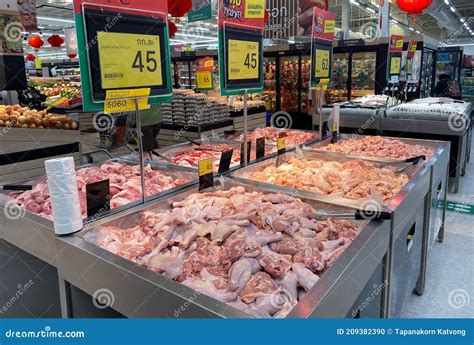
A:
310;7;335;140
73;0;173;205
218;0;266;166
386;34;404;105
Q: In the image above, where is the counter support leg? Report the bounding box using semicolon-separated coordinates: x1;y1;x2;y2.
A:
438;166;449;243
415;194;431;296
381;240;392;318
58;277;73;318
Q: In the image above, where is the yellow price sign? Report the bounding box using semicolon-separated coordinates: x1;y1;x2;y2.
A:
324;20;335;34
395;39;404;49
332;121;338;132
228;39;260;81
104;88;150;113
245;0;265;18
98;32;163;89
390;56;401;75
277;136;286;151
315;49;330;78
196;71;213;90
198;159;214;176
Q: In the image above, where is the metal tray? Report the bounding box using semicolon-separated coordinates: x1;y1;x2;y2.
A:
231;150;429;212
55;178;390;318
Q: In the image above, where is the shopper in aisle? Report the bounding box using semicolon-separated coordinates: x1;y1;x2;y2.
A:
434;73;462;99
140;103;163;154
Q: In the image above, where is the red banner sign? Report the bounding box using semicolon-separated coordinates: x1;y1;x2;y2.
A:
196;57;215;72
407;40;417;58
311;7;336;42
218;0;266;30
73;0;168;15
388;34;404;53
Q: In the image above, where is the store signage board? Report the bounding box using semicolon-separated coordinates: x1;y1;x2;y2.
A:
196;57;215;90
310;8;335;87
188;0;212;22
218;0;266;96
407;40;417;59
73;0;172;112
387;34;404;80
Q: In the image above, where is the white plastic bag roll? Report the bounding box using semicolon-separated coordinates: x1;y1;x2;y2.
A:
45;157;83;235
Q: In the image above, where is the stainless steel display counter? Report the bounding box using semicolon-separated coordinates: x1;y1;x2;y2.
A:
54;179;390;318
231;150;432;317
302;135;451;296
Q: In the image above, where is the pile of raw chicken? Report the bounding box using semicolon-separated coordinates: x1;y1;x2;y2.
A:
234;128;318;147
10;161;189;219
164;143;272;171
319;136;434;160
89;186;358;318
248;157;409;201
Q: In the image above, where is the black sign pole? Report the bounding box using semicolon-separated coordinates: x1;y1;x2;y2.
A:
243;89;248;166
135;98;146;204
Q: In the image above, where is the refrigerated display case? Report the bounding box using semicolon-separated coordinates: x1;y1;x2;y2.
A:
327;53;349;103
190;60;198;89
176;61;192;89
301;56;311;114
263;57;277;113
351;52;377;98
279;56;300;113
420;49;434;98
434;47;463;83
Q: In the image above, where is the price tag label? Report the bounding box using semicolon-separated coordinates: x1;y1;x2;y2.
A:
228;39;260;80
196;71;213;90
98;32;163;89
104;88;150;113
395;39;404;49
390;56;401;75
277;133;286;154
324;20;335;34
256;137;266;159
315;49;330;78
245;0;265;18
86;179;110;219
198;158;214;191
218;149;234;174
240;141;252;165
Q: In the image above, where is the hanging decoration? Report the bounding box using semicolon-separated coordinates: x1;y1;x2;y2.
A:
28;35;44;50
397;0;432;15
67;53;77;59
25;53;36;61
47;34;65;48
168;19;177;38
168;0;192;18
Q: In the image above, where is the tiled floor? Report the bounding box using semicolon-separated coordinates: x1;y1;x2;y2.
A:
400;140;474;318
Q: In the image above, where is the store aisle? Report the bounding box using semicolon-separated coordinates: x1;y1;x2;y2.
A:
400;140;474;318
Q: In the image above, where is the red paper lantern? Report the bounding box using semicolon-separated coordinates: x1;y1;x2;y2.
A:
67;53;77;59
168;0;192;18
26;53;36;61
168;20;177;38
397;0;432;15
28;35;44;50
47;34;64;48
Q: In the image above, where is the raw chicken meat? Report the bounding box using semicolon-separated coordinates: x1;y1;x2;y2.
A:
233;127;318;147
10;162;189;219
248;157;410;201
87;186;360;318
319;136;434;160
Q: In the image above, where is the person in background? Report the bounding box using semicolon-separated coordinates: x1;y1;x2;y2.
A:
139;103;163;156
434;73;462;100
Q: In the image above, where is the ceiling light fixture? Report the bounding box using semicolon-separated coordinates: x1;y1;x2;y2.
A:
36;16;75;24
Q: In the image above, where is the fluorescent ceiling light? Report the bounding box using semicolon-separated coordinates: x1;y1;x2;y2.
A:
366;8;375;14
444;0;449;3
460;18;465;23
449;6;455;12
409;27;414;31
416;30;421;34
37;16;75;24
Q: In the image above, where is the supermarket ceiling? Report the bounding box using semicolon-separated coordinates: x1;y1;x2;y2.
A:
31;0;474;59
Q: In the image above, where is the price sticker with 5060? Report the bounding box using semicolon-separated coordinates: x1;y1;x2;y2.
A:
98;32;163;89
228;39;260;81
104;88;150;113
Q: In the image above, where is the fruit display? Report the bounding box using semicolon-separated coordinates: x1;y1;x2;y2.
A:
0;104;79;130
35;82;82;108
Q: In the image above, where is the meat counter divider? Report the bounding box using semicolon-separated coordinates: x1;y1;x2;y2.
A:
303;135;451;298
230;150;432;317
52;178;390;318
